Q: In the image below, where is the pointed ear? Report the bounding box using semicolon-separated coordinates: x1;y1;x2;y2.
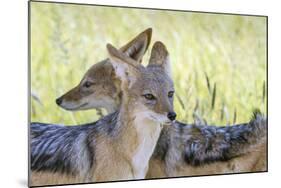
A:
148;41;172;77
107;43;140;88
119;28;152;63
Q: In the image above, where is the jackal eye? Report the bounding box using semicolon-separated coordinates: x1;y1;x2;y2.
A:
168;91;174;98
143;94;156;100
83;81;93;88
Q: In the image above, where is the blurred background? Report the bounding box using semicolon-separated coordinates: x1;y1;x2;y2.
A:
30;2;267;125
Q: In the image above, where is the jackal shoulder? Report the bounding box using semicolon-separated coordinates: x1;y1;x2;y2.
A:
31;112;120;178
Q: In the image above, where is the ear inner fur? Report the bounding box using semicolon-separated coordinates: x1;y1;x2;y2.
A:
148;41;172;77
107;43;142;90
148;41;169;66
120;28;152;62
107;44;142;69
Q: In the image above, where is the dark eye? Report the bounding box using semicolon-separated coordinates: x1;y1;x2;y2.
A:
168;91;174;98
143;94;156;100
83;81;93;88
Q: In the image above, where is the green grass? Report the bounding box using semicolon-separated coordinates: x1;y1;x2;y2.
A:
30;2;267;125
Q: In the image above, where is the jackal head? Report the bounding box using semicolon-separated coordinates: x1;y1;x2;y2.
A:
56;28;152;113
107;41;176;123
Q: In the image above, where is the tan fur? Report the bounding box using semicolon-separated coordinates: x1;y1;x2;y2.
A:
31;172;85;186
91;115;162;181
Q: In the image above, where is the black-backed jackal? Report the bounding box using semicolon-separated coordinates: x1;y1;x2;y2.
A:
30;39;176;186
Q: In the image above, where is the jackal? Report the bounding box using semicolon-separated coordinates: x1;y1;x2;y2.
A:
55;28;152;113
56;34;267;178
30;41;176;186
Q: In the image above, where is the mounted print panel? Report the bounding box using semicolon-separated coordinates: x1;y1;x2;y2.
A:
29;1;267;187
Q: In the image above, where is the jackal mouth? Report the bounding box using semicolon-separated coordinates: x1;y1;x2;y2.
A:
63;102;89;111
76;102;89;109
164;121;173;126
149;114;171;124
149;115;157;121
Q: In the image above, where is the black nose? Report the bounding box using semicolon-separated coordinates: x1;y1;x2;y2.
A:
56;97;63;106
167;112;177;121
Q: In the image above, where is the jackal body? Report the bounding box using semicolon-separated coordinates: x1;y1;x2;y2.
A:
147;117;266;178
31;35;176;186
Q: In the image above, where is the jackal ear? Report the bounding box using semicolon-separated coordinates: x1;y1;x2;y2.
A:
107;43;140;88
119;28;152;63
148;41;172;77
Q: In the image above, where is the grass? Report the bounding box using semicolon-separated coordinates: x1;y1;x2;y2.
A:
30;2;267;125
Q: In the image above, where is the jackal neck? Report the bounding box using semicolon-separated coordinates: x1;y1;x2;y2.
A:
115;101;163;178
105;92;121;114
